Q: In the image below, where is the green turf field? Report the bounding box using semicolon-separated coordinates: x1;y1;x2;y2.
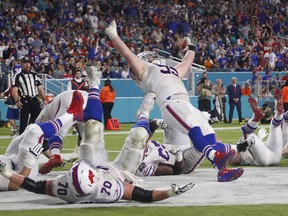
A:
0;122;287;215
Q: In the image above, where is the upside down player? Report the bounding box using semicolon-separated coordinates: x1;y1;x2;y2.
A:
0;77;195;203
229;89;286;166
0;90;84;191
35;66;105;174
104;20;243;182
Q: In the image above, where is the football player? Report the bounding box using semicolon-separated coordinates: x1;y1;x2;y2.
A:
104;20;243;182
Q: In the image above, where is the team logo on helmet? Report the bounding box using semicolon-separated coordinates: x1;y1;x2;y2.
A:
68;160;98;197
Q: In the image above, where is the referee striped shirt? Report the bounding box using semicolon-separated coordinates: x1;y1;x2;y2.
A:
12;70;42;97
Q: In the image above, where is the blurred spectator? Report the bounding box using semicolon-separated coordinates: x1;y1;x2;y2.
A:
54;63;65;79
282;80;288;112
264;48;277;70
260;103;273;124
241;83;252;97
100;79;116;129
66;68;88;91
212;79;227;123
111;63;122;78
227;77;242;124
121;65;130;79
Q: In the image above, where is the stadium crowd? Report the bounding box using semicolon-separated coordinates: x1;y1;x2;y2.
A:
0;0;287;93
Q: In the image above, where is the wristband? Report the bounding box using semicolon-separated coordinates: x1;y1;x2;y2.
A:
188;44;196;51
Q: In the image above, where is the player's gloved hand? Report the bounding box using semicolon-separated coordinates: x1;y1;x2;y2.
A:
183;36;196;51
0;161;13;179
156;119;168;130
105;20;118;40
170;146;183;162
167;182;195;197
258;128;268;140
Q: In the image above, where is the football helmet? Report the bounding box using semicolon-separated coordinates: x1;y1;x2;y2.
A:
68;160;98;197
137;51;161;64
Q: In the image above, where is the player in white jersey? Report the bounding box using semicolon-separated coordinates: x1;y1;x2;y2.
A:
113;92;185;176
0;75;195;203
36;66;104;174
104;20;243;182
229;89;285;166
0;159;194;204
0;90;84;191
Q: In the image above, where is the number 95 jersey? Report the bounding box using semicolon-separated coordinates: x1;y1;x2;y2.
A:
51;166;124;203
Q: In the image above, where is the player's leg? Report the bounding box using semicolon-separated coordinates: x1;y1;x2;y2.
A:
80;66;108;165
113;93;155;173
241;97;265;139
162;100;243;181
38;91;84;174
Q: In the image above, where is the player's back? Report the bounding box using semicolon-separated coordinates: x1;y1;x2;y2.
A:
36;90;88;122
139;63;189;106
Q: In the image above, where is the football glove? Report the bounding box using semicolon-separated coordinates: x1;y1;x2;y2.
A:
168;182;195;197
0;161;13;179
105;20;118;40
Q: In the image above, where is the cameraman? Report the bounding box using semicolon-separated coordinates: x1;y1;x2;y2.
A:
196;72;213;112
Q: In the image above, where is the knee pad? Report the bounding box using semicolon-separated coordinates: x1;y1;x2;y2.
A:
128;127;149;149
113;127;148;173
81;120;108;164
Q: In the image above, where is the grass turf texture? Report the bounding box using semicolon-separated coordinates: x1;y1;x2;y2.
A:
0;121;287;214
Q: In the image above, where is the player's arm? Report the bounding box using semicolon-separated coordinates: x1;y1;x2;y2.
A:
0;161;55;196
104;20;146;80
175;37;196;78
122;181;194;202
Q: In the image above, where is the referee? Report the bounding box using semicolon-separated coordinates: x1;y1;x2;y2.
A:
12;56;47;134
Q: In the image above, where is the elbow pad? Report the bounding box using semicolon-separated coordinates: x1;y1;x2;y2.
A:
21;177;47;194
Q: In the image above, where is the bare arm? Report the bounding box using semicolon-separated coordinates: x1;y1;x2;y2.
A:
105;21;146;81
175;50;196;79
12;86;22;109
38;85;48;106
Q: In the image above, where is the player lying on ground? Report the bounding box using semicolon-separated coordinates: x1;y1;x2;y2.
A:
104;20;243;182
0;83;194;203
0;90;84;191
35;66;104;174
228;89;286;166
0;159;194;203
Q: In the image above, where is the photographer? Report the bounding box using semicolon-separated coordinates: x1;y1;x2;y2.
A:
196;72;213;112
212;79;227;123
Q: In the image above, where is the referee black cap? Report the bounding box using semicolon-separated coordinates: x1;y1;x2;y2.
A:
23;56;31;63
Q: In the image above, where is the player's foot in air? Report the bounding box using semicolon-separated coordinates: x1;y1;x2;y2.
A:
39;154;65;175
213;149;236;170
248;97;265;122
274;89;283;115
218;167;244;182
67;90;84;121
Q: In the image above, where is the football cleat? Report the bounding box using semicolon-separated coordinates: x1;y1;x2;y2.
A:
67;90;84;121
248;97;265;122
136;92;156;119
274;88;283;115
39;154;65;175
218;167;244;182
213;149;236;170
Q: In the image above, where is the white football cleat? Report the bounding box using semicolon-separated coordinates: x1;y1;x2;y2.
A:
136;92;156;119
85;65;101;88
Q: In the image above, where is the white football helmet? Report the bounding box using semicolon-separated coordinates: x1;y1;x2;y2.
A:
68;160;98;197
137;51;161;64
